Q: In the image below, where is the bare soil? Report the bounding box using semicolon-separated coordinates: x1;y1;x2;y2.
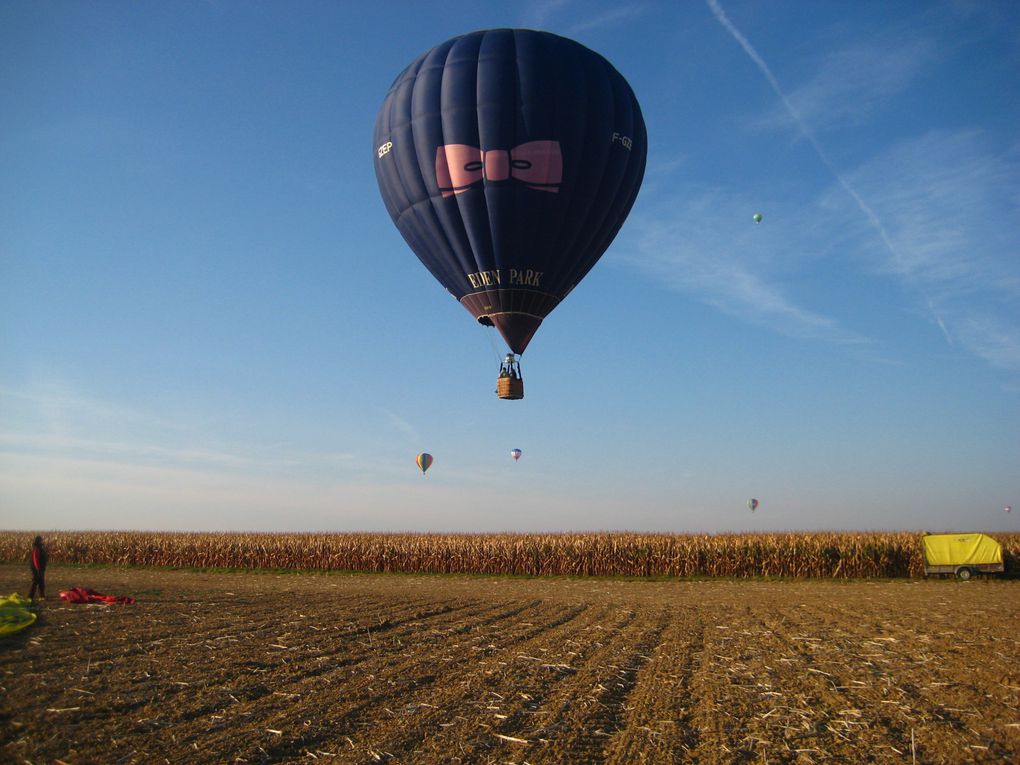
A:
1;564;1017;764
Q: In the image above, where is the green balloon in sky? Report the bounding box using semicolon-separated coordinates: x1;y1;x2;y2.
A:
752;213;763;224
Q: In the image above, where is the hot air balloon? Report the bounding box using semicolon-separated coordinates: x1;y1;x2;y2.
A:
416;453;433;474
752;213;763;224
510;448;522;462
374;29;647;399
748;498;759;512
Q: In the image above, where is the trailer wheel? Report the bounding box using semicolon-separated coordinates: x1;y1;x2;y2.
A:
956;567;972;581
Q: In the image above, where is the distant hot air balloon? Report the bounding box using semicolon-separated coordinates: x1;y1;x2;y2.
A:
416;453;433;474
374;29;647;400
752;213;763;224
748;498;759;512
511;448;522;462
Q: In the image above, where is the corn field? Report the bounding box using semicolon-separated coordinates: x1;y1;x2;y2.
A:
1;531;1017;578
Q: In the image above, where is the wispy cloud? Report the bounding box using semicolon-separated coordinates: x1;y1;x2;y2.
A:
0;382;181;437
0;382;245;468
829;130;1020;370
523;0;572;29
835;131;1019;290
523;0;647;35
752;37;936;134
953;314;1020;372
706;0;960;346
618;5;1018;370
618;192;869;344
0;383;399;481
566;4;648;35
379;407;420;443
0;431;251;469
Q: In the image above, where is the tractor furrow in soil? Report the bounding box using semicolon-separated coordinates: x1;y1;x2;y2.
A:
165;600;588;763
601;609;706;764
363;604;639;764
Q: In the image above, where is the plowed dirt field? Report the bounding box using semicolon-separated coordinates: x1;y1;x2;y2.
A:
1;565;1017;764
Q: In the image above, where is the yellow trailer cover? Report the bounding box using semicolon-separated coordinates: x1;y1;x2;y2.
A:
922;534;1002;566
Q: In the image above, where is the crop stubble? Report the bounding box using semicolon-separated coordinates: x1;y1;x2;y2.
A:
0;565;1017;764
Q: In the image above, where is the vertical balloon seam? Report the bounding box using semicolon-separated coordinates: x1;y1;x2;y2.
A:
376;81;415;226
566;68;636;294
418;41;480;291
376;95;437;280
575;76;647;292
393;206;444;288
574;50;628;282
396;64;466;296
418;41;479;292
548;46;616;296
571;84;646;293
467;29;543;347
605;80;646;247
378;60;420;223
522;30;580;311
376;37;489;322
467;29;499;287
438;30;485;289
543;38;597;296
482;30;514;298
382;56;468;297
408;199;463;296
511;34;533;331
401;76;460;290
393;161;466;295
397;48;473;299
509;30;537;332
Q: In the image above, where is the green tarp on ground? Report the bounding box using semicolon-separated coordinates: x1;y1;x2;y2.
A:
0;593;37;636
922;534;1003;566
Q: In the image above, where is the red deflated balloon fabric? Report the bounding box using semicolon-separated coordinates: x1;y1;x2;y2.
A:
59;587;135;605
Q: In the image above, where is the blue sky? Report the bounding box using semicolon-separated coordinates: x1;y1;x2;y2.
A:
2;0;1018;533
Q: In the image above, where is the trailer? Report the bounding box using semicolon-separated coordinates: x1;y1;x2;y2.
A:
922;533;1004;580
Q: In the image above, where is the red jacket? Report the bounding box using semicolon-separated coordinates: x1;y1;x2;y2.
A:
31;545;47;572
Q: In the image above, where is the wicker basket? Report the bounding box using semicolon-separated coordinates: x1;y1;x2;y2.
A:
497;376;524;400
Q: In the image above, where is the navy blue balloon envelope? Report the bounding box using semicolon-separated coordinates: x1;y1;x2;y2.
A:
373;29;647;357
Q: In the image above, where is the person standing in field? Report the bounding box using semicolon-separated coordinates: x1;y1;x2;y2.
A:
29;535;47;602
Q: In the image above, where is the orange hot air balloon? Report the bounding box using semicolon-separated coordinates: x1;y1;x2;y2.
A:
416;453;433;474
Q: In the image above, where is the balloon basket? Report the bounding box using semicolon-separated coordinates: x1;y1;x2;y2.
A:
497;376;524;400
496;353;524;399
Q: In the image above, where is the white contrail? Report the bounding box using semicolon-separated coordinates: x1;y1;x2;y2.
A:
931;301;954;346
706;0;950;342
380;408;420;442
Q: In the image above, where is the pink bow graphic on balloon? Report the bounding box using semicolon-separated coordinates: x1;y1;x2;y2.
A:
436;141;563;198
